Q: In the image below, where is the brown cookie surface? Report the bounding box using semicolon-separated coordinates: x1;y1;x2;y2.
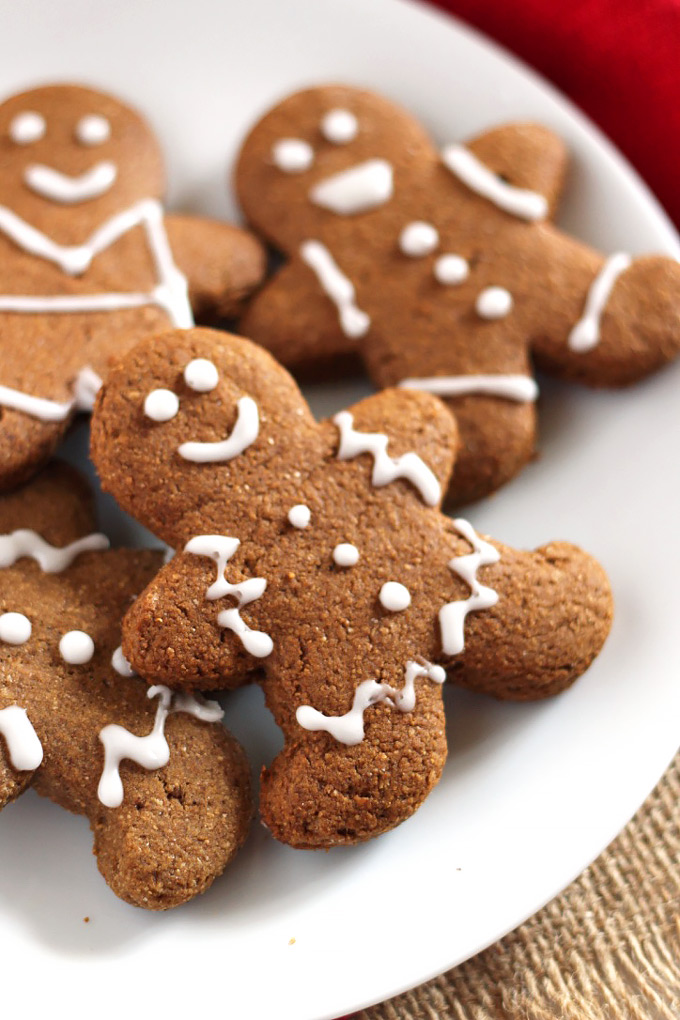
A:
0;83;265;490
0;462;252;909
91;327;613;851
235;84;680;505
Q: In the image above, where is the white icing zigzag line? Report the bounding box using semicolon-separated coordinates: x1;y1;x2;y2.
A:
568;252;632;353
0;529;110;571
296;660;446;746
0;198;193;327
0;706;44;771
97;686;223;809
334;410;441;507
441;144;548;222
300;240;370;338
184;535;273;658
399;374;539;402
439;518;500;656
178;396;259;463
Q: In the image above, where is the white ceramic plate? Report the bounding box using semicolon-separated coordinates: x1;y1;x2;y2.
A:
1;1;679;1017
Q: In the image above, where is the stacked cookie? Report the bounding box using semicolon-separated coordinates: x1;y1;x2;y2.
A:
1;80;678;908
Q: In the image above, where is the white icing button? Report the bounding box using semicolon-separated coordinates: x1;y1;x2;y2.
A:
0;612;32;645
288;504;311;529
184;358;219;392
399;221;439;257
333;543;359;567
476;286;513;319
321;109;358;144
379;582;411;612
434;253;469;285
272;138;314;173
111;645;136;677
9;111;46;144
144;388;179;422
76;114;111;146
59;630;95;665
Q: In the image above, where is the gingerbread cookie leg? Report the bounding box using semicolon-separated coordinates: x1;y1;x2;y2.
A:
89;715;251;910
260;687;447;848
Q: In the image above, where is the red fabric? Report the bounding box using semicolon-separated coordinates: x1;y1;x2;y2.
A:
428;0;680;226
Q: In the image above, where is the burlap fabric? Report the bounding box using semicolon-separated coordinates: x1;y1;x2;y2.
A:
361;751;680;1020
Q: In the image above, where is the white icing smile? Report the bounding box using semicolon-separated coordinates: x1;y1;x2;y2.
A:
24;160;117;204
310;159;394;215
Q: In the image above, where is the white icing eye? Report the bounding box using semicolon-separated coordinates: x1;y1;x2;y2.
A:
272;138;314;173
321;109;358;144
476;286;513;319
379;582;411;612
399;222;439;257
0;611;32;644
288;504;311;529
184;358;219;392
144;388;179;422
333;543;359;567
59;630;95;664
9;111;46;144
111;645;136;677
434;254;469;285
76;114;111;146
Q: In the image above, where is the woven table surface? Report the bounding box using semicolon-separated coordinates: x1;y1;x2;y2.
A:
360;750;680;1020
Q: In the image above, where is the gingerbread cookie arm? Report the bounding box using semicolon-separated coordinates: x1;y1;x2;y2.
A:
441;531;613;699
163;214;266;320
0;414;73;493
527;228;680;385
332;387;459;507
461;122;568;221
122;552;269;691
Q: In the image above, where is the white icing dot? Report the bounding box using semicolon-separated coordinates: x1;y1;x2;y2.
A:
59;630;95;665
399;221;439;257
0;612;31;645
288;504;311;529
184;358;219;392
272;138;314;173
9;111;45;144
321;108;358;144
434;253;469;285
333;543;359;567
76;114;111;146
379;582;411;612
111;645;136;677
144;388;179;422
476;287;513;320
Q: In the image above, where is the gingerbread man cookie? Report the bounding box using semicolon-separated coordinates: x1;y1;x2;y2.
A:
0;82;266;490
235;85;680;504
0;462;252;909
91;327;613;850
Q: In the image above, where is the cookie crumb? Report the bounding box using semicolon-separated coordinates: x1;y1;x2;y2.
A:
83;917;90;923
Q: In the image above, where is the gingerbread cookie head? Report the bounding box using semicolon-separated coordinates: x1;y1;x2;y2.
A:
0;84;164;240
0;81;265;492
91;327;612;850
0;462;252;909
236;84;680;504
